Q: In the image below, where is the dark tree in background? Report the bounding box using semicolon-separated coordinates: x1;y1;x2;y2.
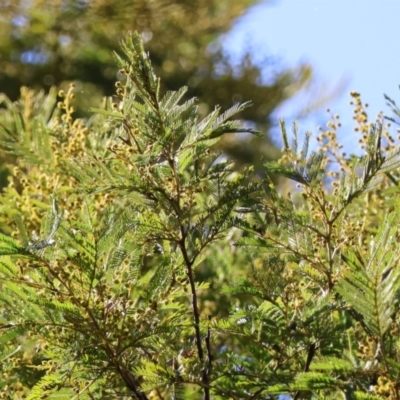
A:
0;0;315;168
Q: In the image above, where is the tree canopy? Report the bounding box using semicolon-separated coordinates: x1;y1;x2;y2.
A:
1;33;400;399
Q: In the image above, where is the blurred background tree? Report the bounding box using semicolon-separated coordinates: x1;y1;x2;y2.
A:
0;0;316;170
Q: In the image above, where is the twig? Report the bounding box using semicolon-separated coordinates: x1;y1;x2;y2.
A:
202;316;213;399
293;342;317;400
178;237;209;399
179;239;203;362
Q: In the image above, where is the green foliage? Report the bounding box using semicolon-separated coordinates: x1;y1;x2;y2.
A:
1;33;400;400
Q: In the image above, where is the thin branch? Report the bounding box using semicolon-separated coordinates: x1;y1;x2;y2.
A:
293;342;317;400
178;233;210;399
178;238;203;362
202;316;213;399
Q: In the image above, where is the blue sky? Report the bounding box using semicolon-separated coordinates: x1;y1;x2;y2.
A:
223;0;400;148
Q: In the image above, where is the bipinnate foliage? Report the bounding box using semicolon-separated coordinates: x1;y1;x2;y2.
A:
0;33;262;399
1;34;400;400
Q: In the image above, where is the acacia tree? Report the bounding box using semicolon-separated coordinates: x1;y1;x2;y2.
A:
1;34;400;399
